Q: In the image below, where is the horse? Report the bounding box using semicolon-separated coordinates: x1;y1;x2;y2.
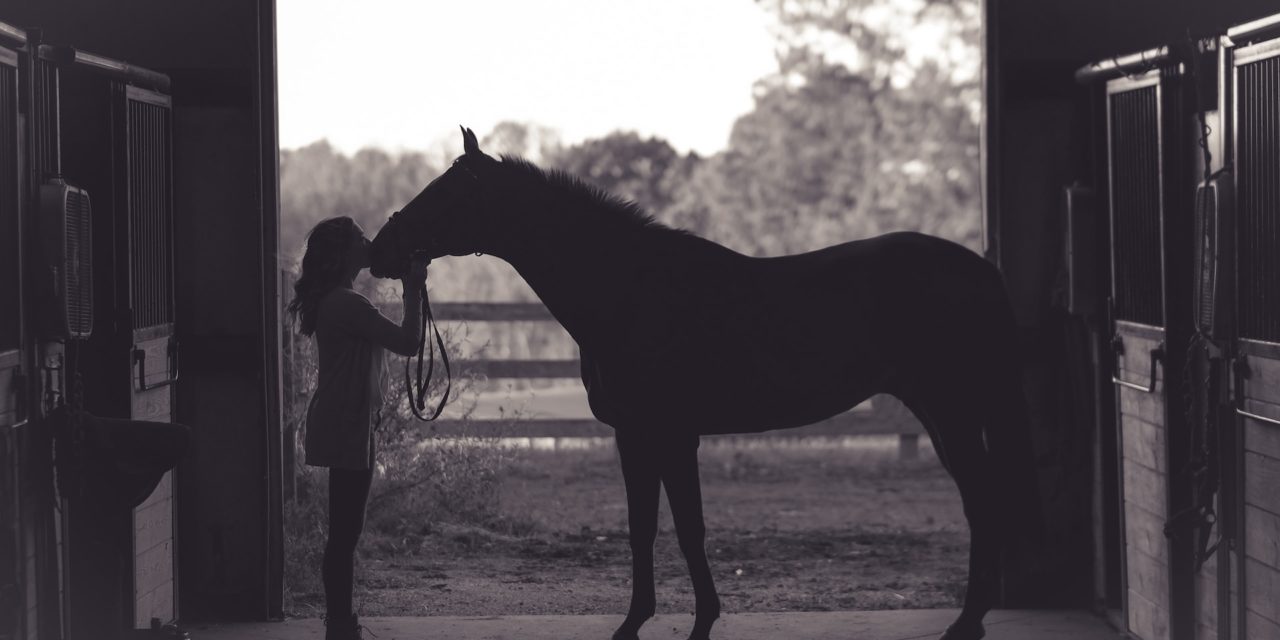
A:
369;127;1042;640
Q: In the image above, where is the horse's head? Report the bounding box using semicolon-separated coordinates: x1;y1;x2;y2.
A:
369;126;501;278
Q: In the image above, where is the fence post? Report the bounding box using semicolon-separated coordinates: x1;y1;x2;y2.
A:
898;433;919;461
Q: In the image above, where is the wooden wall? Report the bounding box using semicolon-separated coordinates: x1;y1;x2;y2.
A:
1117;324;1171;640
131;332;176;628
1238;347;1280;640
5;0;285;624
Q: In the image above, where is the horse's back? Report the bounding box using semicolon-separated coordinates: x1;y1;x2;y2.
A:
584;231;1014;435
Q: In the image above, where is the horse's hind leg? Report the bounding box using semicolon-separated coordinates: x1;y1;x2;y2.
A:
613;431;661;640
660;435;720;640
907;396;1000;640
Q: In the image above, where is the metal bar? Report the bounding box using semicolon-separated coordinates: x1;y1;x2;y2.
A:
133;340;179;391
1227;12;1280;43
1112;346;1163;393
1237;407;1280;426
0;21;24;48
36;45;170;93
1077;46;1172;84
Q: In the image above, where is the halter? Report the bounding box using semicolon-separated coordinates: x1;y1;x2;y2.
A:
405;279;451;422
382;211;451;422
395;157;485;422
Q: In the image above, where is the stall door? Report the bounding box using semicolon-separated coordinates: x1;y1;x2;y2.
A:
1230;28;1280;640
117;84;178;631
1106;64;1195;640
0;39;28;640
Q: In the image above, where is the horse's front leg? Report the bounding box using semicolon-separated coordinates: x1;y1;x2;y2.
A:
661;436;721;640
613;432;661;640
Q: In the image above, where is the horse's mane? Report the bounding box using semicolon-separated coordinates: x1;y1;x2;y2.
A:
499;155;690;239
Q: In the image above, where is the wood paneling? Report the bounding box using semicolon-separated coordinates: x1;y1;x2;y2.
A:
1242;400;1280;459
1246;608;1280;640
1129;587;1171;640
1127;544;1171;610
1242;358;1280;640
134;580;173;629
1117;326;1170;640
131;388;170;422
1120;384;1165;425
1122;415;1167;473
1124;458;1168;517
1240;355;1280;406
134;494;172;556
1245;504;1280;569
133;334;173;390
133;539;172;604
1245;557;1280;631
1244;451;1280;517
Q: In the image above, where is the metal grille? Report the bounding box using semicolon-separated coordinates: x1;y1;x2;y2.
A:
0;58;17;350
126;96;173;331
1237;54;1280;342
35;59;57;176
65;189;93;338
1109;85;1165;326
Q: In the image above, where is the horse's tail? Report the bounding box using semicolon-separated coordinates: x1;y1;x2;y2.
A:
980;268;1046;548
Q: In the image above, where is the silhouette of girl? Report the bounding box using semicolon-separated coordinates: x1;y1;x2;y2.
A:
287;216;428;640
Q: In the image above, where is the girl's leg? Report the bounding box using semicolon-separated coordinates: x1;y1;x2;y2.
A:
323;466;374;621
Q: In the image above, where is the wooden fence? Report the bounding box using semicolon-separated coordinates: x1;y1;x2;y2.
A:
425;302;926;460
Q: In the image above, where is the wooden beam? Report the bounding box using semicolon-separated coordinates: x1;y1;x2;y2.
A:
431;302;556;322
419;410;923;439
455;359;580;379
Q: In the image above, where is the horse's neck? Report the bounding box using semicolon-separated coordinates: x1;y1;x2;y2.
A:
488;192;641;349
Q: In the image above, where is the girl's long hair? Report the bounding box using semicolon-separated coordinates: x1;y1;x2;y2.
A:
287;216;359;336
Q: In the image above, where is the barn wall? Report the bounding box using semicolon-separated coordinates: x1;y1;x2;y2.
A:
1239;349;1280;640
988;1;1278;639
3;0;283;626
1116;326;1171;640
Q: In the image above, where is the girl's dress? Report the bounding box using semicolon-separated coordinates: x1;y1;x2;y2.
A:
305;286;421;469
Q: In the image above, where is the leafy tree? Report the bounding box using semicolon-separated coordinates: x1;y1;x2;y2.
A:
660;0;982;256
547;131;693;215
482;120;563;163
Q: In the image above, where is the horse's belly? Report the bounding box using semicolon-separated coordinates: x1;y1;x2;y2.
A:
583;332;887;435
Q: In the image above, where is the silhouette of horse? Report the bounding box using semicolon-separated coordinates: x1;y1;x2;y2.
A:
370;127;1042;640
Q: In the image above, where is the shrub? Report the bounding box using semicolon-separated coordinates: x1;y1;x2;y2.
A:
280;274;519;612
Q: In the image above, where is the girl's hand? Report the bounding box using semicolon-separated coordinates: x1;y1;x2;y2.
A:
401;255;429;290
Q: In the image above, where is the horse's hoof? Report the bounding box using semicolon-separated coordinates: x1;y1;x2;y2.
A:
938;620;985;640
611;621;644;640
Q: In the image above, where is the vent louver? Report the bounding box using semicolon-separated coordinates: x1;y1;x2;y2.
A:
39;181;93;340
1236;53;1280;342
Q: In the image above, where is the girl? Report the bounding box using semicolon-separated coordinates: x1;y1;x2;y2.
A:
287;216;429;640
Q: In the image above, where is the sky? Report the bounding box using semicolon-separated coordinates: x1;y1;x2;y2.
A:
277;0;780;157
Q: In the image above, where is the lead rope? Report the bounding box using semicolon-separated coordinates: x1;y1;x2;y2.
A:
405;282;451;421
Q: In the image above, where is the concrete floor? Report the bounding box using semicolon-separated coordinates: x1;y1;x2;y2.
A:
188;609;1122;640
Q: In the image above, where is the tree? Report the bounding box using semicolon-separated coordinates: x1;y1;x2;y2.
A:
548;131;694;215
659;0;982;256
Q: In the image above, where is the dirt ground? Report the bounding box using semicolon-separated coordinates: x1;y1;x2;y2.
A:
287;438;970;619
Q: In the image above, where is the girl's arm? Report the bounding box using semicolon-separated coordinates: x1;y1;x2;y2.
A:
337;258;430;356
338;287;422;356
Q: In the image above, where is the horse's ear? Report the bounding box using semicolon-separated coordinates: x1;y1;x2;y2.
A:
461;126;480;155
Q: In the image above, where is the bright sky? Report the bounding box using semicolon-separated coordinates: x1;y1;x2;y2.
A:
277;0;780;156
